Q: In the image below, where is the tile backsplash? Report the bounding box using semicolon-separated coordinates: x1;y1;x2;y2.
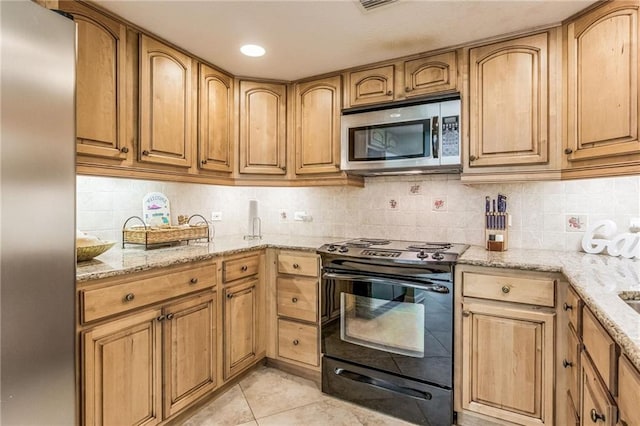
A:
77;174;640;251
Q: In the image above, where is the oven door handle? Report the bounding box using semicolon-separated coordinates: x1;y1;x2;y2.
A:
322;272;449;294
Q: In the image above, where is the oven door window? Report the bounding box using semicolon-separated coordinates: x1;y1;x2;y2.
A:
340;292;424;358
348;119;431;161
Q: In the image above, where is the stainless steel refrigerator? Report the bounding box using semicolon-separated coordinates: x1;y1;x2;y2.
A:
1;1;76;424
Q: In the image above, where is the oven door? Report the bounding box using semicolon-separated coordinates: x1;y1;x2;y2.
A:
321;270;453;388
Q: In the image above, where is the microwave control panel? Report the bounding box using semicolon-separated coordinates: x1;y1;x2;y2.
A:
441;115;459;157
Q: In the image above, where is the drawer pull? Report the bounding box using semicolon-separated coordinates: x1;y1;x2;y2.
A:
293;263;300;269
190;278;198;285
469;154;477;161
292;297;298;303
563;302;573;311
386;90;393;96
166;313;174;320
562;359;573;368
501;286;511;294
241;265;248;272
142;150;150;156
293;339;299;346
590;409;605;423
124;293;135;302
564;148;574;155
227;293;234;299
462;310;470;317
157;315;166;322
120;147;129;153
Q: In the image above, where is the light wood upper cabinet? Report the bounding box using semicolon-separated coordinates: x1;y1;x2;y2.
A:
565;1;640;168
348;65;395;107
198;63;233;173
139;35;194;168
59;1;128;161
162;292;216;418
239;81;287;174
82;308;162;426
294;75;342;174
403;51;457;98
468;32;550;168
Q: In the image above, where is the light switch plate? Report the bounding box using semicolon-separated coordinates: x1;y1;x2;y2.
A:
211;211;222;221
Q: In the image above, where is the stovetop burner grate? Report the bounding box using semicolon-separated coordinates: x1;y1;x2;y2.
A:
344;238;391;248
406;242;452;251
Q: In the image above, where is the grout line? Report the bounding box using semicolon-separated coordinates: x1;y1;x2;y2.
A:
237;381;258;425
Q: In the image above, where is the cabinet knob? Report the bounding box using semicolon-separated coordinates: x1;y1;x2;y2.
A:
563;302;573;311
280;166;286;171
190;277;198;285
142;150;150;156
469;155;477;161
405;86;412;92
166;313;174;320
157;315;166;322
227;293;234;299
292;297;298;303
590;409;605;423
386;90;393;96
241;265;248;272
120;147;129;154
201;160;207;165
564;148;574;155
462;310;470;317
124;293;135;302
293;263;300;269
293;339;299;346
562;359;573;368
501;285;511;294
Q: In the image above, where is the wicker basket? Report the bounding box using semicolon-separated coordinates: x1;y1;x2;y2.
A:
122;215;210;249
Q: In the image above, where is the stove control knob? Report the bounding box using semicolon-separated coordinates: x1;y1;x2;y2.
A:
338;245;349;253
327;245;337;252
417;250;429;259
432;252;445;260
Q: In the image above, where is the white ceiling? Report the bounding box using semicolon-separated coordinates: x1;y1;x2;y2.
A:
94;0;596;81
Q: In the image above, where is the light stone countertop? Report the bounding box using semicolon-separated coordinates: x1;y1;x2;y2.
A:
77;237;640;372
459;245;640;372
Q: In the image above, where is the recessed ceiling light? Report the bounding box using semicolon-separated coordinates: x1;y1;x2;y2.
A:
240;44;265;57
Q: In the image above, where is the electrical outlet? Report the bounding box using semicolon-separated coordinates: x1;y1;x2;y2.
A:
211;211;222;221
279;209;288;221
630;217;640;232
294;211;306;221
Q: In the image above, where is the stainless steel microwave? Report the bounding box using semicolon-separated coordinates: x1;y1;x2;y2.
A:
341;98;461;175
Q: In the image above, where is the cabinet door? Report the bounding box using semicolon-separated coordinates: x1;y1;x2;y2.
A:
469;32;549;167
59;1;127;161
238;81;287;174
163;292;217;418
223;279;257;379
566;2;640;163
198;63;233;172
461;300;555;425
618;354;640;426
139;35;193;168
581;353;617;426
82;309;162;426
404;51;457;98
348;65;395;107
294;76;341;174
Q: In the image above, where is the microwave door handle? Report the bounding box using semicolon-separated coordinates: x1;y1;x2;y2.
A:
321;272;449;293
431;116;439;159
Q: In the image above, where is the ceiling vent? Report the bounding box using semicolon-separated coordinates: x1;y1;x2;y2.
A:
359;0;398;11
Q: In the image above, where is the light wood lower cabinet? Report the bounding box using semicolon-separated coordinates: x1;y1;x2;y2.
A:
82;290;217;425
83;308;162;426
617;354;640;426
223;278;258;379
581;352;617;426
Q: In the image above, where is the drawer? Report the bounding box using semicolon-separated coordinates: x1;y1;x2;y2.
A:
563;285;582;334
277;252;318;277
583;308;618;393
277;319;319;366
564;325;581;403
581;352;617;426
81;263;217;323
462;272;555;307
617;355;640;426
277;277;318;323
223;253;260;283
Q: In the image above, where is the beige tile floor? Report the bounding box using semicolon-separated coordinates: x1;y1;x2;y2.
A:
182;366;414;426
